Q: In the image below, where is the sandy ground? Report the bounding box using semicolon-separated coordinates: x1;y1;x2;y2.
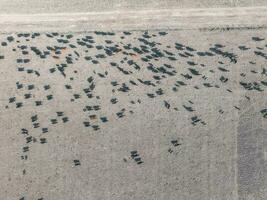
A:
0;28;266;200
1;6;267;33
0;0;267;14
0;1;267;200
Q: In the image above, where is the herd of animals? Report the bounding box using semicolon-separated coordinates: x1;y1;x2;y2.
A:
0;30;266;200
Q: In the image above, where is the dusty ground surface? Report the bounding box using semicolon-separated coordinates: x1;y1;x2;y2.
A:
0;28;266;200
0;0;267;14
